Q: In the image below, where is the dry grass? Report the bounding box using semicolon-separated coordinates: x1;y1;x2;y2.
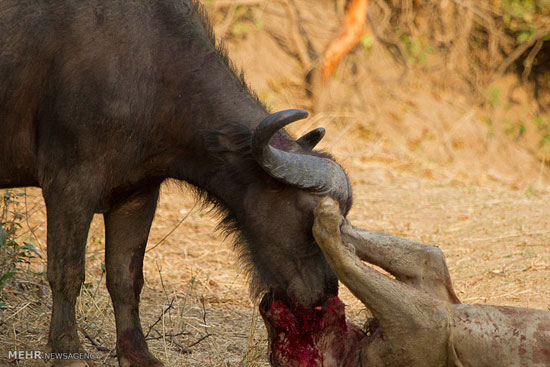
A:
0;186;271;367
1;177;549;366
1;0;550;366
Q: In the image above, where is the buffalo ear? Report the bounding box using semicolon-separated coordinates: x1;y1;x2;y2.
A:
204;123;252;163
296;128;326;150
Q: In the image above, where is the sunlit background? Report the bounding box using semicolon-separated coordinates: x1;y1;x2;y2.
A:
1;1;549;365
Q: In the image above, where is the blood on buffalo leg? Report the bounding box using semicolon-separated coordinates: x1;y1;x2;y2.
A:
340;221;460;304
104;186;163;367
44;182;97;366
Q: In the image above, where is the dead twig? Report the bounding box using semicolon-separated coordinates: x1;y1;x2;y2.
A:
187;296;213;348
171;340;193;355
143;296;211;353
146;202;197;253
367;0;409;82
146;331;190;341
493;28;550;82
147;329;193;354
145;298;176;339
80;328;109;352
522;39;544;83
187;333;212;348
276;0;314;69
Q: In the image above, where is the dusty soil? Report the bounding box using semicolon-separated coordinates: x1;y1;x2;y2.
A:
1;1;549;366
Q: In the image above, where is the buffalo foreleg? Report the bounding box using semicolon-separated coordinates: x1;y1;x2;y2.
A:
44;186;96;366
340;220;460;303
104;186;162;367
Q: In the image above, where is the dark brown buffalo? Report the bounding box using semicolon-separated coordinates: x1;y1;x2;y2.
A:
0;1;351;365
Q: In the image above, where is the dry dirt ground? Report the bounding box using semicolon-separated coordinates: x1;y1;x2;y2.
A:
1;1;550;366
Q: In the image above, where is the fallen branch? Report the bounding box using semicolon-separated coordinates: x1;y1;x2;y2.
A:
147;329;193;354
187;333;212;348
80;328;109;352
144;298;175;339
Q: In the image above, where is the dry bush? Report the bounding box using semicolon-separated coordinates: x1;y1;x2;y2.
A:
1;2;550;366
365;0;550;107
205;0;550;178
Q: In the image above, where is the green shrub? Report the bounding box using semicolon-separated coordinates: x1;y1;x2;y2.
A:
0;191;40;308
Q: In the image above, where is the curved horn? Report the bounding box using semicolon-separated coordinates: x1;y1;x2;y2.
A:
297;127;326;150
252;110;351;204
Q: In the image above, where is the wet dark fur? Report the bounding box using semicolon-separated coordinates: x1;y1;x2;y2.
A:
202;123;348;298
0;0;349;364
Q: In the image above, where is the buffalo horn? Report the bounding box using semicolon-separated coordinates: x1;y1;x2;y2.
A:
297;127;326;150
252;109;351;204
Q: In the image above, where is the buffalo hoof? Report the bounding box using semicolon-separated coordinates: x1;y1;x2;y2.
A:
116;328;163;367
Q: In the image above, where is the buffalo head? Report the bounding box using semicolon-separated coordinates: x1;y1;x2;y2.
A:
205;109;352;308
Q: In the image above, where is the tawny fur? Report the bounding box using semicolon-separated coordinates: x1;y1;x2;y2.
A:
312;197;550;367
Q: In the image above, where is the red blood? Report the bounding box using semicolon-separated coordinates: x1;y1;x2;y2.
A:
260;295;363;367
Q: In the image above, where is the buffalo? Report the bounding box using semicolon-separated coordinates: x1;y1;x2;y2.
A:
0;1;351;366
